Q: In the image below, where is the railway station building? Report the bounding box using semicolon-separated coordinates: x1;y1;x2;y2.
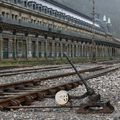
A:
0;0;120;60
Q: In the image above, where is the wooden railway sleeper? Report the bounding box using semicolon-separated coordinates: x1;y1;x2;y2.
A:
24;83;34;87
37;92;47;100
3;87;16;92
15;85;25;90
10;99;21;106
48;89;58;95
58;86;66;91
24;96;35;105
33;82;41;86
66;84;73;89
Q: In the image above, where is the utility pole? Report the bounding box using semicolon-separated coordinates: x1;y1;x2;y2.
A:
91;0;96;62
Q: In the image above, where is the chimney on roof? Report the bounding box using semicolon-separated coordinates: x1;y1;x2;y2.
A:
107;18;111;24
103;15;107;22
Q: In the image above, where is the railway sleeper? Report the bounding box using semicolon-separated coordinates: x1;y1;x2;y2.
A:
72;83;79;87
58;86;65;91
24;83;34;87
66;84;73;89
48;89;58;95
33;82;41;86
23;96;35;105
37;92;48;100
0;89;4;95
0;99;21;111
3;87;16;92
10;99;21;106
15;85;25;90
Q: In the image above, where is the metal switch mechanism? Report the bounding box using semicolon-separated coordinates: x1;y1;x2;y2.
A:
63;53;114;114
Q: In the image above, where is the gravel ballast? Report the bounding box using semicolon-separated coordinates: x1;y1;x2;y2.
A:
0;65;119;120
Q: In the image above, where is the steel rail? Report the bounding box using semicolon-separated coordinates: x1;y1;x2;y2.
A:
8;105;81;109
0;66;61;73
0;65;119;110
0;66;102;91
0;66;62;76
0;65;97;77
0;66;31;70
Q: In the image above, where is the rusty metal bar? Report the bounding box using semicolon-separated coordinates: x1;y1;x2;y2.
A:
64;53;93;94
8;105;80;109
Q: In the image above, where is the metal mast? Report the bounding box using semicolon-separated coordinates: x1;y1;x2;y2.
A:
91;0;96;62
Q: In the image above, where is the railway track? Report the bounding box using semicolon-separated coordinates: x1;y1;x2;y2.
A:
0;65;32;70
97;59;120;65
0;59;119;77
0;65;64;77
0;64;92;77
0;64;102;77
0;66;101;91
0;64;119;110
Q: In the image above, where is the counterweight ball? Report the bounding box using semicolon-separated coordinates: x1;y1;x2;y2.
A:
55;90;69;105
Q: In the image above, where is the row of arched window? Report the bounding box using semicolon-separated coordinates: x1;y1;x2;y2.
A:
2;0;108;40
4;0;105;34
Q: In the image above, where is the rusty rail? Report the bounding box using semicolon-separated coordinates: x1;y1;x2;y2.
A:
0;66;102;91
0;66;62;77
0;66;31;70
0;65;97;77
0;65;119;110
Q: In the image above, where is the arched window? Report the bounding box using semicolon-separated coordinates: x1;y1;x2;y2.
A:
58;12;61;18
56;11;60;18
73;18;76;24
37;4;42;12
55;11;57;17
39;6;42;12
36;4;39;10
70;17;73;23
18;0;21;4
31;19;33;23
28;1;36;10
15;15;18;20
78;20;82;25
6;13;9;18
44;7;48;14
60;12;63;19
80;20;84;26
2;12;5;17
33;4;36;10
53;10;56;16
77;19;80;24
24;1;27;7
36;4;42;12
49;8;52;15
66;15;70;21
14;0;17;4
41;6;45;12
62;13;65;20
49;10;52;15
65;15;67;21
18;0;23;4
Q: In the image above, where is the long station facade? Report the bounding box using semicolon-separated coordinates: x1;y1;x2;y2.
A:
0;0;120;59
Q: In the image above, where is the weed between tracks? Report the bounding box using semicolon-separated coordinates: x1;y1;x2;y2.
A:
0;57;118;67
